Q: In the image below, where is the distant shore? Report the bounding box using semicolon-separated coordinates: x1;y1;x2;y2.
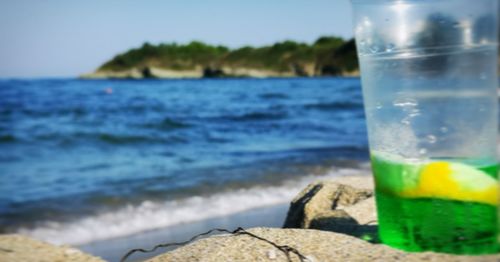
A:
81;37;360;80
80;67;360;80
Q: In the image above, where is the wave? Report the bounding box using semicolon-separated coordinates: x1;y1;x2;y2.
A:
0;134;16;143
304;101;362;111
125;96;166;113
259;93;289;100
97;133;156;144
28;131;186;145
15;107;88;118
141;117;192;131
76;163;111;172
97;133;190;145
0;108;14;116
17;167;370;245
226;111;288;122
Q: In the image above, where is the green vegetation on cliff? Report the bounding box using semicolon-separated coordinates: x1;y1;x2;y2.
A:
93;36;359;78
100;41;229;71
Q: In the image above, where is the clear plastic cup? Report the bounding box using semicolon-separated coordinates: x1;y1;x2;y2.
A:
351;0;499;254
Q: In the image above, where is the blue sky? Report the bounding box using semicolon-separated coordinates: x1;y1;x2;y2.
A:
0;0;353;78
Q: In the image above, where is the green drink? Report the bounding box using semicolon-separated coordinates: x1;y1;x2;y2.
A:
372;152;498;254
351;0;499;254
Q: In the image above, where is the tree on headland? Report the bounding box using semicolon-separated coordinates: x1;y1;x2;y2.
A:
100;41;230;71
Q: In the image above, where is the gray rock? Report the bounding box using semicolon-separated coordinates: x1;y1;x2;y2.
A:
308;209;360;234
0;234;104;262
145;176;500;261
146;227;500;262
343;196;377;225
283;181;373;230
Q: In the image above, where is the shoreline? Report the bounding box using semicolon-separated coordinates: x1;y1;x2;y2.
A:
78;73;361;80
17;162;371;247
76;174;373;261
78;203;289;262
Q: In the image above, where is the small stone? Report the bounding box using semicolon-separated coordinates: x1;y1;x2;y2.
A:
266;249;277;259
64;248;81;256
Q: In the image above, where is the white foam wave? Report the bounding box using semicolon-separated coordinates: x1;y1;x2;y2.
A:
18;167;369;245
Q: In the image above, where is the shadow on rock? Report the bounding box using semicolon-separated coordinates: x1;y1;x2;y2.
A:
283;181;380;243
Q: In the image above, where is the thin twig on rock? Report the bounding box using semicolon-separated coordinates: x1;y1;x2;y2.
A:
120;227;308;262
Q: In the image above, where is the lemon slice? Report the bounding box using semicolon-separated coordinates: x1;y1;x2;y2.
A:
401;162;498;205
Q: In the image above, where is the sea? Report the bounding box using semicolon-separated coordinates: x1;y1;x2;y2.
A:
0;78;370;249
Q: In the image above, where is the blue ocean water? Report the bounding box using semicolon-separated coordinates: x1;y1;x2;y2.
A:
0;77;369;244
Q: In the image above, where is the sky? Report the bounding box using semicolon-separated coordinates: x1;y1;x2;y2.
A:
0;0;353;78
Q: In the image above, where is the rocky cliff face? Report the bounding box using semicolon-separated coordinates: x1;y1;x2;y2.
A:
81;67;204;79
82;63;358;79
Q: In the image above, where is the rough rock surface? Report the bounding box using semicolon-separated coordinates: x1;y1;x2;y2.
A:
0;234;104;262
146;176;500;261
80;66;203;79
145;227;500;262
283;181;373;230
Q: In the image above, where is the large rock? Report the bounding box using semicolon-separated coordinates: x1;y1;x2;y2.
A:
283;181;374;233
138;175;500;261
145;175;500;261
146;227;500;262
0;234;104;262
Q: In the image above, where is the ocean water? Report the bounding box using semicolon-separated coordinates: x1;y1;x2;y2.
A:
0;77;369;245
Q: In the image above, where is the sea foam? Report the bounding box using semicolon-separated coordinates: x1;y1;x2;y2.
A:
18;167;369;245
